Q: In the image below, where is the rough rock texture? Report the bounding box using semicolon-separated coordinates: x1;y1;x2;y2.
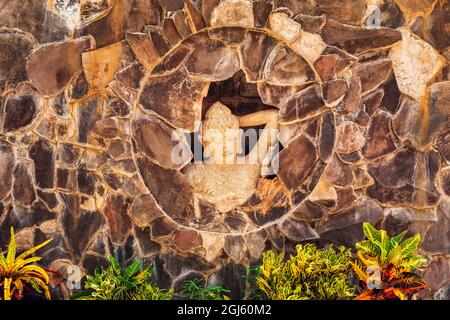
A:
0;0;448;300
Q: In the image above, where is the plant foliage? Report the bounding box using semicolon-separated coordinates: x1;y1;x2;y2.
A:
73;256;173;300
352;223;428;300
254;244;356;300
180;278;231;300
0;227;52;300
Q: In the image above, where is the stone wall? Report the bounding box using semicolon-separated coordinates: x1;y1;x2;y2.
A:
0;0;449;299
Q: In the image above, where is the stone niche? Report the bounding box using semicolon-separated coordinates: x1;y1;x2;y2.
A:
0;0;449;299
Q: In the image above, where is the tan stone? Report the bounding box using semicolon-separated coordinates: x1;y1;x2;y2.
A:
268;12;302;43
336;121;366;154
291;31;326;63
210;0;254;28
201;232;225;263
309;177;338;208
389;28;445;101
82;42;123;89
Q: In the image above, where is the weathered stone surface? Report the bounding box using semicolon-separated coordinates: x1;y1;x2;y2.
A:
362;112;397;159
239;31;277;82
276;135;318;191
75;95;103;144
162;18;182;46
268;12;302;43
279;218;319;242
321;19;402;55
224;235;246;262
3;84;43;132
12;161;36;207
323;155;354;187
244;230;267;259
201;232;225;263
389;28;445;101
208;263;246;299
309;177;337;209
76;0;162;48
352;59;393;95
395;0;437;16
317;200;384;246
28;37;93;96
0;0;70;43
185;37;240;81
322;79;347;106
318;111;335;162
137;156;195;225
0;29;35;95
29;139;55;189
82;42;123;89
336;121;365;154
264;44;316;86
382;207;437;239
211;0;254;28
422;200;450;255
128;194;164;228
279;85;326;124
253;0;273;27
430;0;450;51
423;256;450;292
139;68;208;131
172;229;203;252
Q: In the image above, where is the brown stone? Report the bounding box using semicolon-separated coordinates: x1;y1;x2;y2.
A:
422;200;450;255
76;0;163;48
276;135;318;191
12;161;36;207
27;37;93;96
29;139;55;189
224;235;246;262
322;79;348;105
352;59;393;95
162;18;182;46
292;200;326;221
253;0;273;28
129;194;164;228
202;0;221;25
257;82;301;107
279;85;326;124
136;156;196;225
335;121;365;154
321;19;402;55
0;29;36;95
116;62;146;89
323;155;354;188
318;111;335;162
139;68;208;131
184;0;206;32
126;32;160;70
82;42;123;89
75;95;103;144
264;44;316;86
211;0;255;28
201;232;225;262
362;112;397;160
279;218;319;242
102;192;133;245
239;31;277;82
150;217;178;239
173;10;194;38
172;229;203;252
185;37;240;81
3;84;43;132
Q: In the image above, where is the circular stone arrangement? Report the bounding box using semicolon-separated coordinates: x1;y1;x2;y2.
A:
132;26;331;238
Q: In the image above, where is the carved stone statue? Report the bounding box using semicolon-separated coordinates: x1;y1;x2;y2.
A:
183;102;279;213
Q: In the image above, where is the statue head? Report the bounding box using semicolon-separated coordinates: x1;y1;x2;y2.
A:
201;102;242;164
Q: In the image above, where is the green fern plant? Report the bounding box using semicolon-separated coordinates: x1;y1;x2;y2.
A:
72;256;173;300
180;278;231;300
253;244;356;300
352;223;428;300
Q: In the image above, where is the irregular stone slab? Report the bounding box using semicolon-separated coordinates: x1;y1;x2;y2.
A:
0;0;70;43
389;28;445;101
133;115;192;170
208;263;247;299
253;0;273;27
75;95;103;144
92;117;129;139
336;121;365;154
317;199;384;246
352;59;393;95
257;82;302;107
3;84;43;132
395;0;437;16
133;226;160;257
322;79;347;106
139;68;208;131
224;235;246;262
430;0;450;51
126;32;160;70
276;134;318;190
244;230;267;259
173;10;194;38
362;112;397;160
69;71;89;101
239;30;277;82
0;29;36;95
309;177;337;209
294;14;326;33
116;62;146;89
208;26;247;46
0;140;15;200
29;139;55;189
137;156;196;225
172;229;203;252
382;207;437;239
211;0;255;28
151;44;193;75
423;256;450;292
150;217;178;239
423;200;450;255
279;218;319;242
27;37;93;96
162;18;182;46
185;36;240;81
318;111;335;162
102;192;132;245
263;44;316;86
362;89;384;116
12;161;36;207
292;200;326;221
201;232;224;263
202;0;221;25
291;31;327;63
323;155;354;188
368;147;417;188
440;167;450;197
279;85;326;124
82;42;123;89
321;19;402;55
268;12;302;43
184;0;206;32
76;0;163;48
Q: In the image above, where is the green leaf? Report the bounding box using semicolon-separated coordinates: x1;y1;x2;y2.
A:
124;260;141;279
389;230;408;250
362;223;381;244
6;227;16;265
400;234;421;256
109;256;121;275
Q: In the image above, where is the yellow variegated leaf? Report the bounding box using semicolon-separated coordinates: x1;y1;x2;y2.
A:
16;238;52;260
20;265;50;283
3;277;12;300
30;276;51;300
350;261;369;282
15;256;42;269
6;227;16;265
